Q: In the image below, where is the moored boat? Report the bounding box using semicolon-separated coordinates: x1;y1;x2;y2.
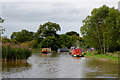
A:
41;48;51;54
57;47;69;53
71;48;84;57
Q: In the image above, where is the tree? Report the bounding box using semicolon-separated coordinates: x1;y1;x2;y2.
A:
80;5;120;54
59;34;73;48
35;22;61;38
66;31;79;36
11;30;34;43
105;8;120;52
39;36;60;51
70;35;84;48
65;31;85;48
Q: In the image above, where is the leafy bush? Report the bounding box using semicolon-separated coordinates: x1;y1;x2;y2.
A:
2;43;32;61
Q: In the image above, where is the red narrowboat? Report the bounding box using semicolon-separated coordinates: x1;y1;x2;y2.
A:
72;48;84;57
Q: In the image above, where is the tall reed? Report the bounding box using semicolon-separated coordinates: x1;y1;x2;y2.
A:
2;43;32;62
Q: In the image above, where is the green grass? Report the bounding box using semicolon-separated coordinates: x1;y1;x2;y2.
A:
84;51;118;61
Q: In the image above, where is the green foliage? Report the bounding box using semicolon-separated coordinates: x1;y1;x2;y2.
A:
11;30;34;43
59;34;73;48
21;40;38;49
8;21;84;50
65;31;79;36
105;8;120;52
8;21;85;51
35;21;61;38
70;35;84;48
80;5;120;54
33;22;62;50
38;33;84;50
58;31;84;48
2;43;32;61
39;36;60;51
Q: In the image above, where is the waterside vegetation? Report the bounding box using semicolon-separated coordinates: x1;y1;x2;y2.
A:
80;5;120;54
84;51;119;62
2;43;32;62
0;5;120;61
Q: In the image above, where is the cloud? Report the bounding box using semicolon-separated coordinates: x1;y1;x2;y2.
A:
2;2;88;23
2;2;118;38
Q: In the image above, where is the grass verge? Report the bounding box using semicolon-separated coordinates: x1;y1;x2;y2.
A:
84;51;118;61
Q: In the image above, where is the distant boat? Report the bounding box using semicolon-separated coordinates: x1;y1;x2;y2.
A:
71;48;84;57
57;47;69;52
41;48;52;54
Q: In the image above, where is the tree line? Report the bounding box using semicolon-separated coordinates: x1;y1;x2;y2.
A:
80;5;120;54
2;21;84;51
1;5;119;53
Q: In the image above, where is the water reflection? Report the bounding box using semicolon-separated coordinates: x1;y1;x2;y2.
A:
2;62;31;78
72;57;82;60
2;52;118;78
84;58;118;78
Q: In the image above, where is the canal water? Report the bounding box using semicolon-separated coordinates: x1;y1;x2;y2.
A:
2;52;118;78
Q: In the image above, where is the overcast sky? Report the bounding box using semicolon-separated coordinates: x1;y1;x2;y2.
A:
1;0;119;38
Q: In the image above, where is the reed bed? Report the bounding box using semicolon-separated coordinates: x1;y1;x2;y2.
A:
2;43;32;62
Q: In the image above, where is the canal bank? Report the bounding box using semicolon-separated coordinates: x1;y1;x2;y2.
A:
84;51;118;63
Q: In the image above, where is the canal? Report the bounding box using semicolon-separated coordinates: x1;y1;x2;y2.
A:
2;52;118;78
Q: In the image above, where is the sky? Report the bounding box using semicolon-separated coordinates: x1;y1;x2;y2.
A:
1;0;119;38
